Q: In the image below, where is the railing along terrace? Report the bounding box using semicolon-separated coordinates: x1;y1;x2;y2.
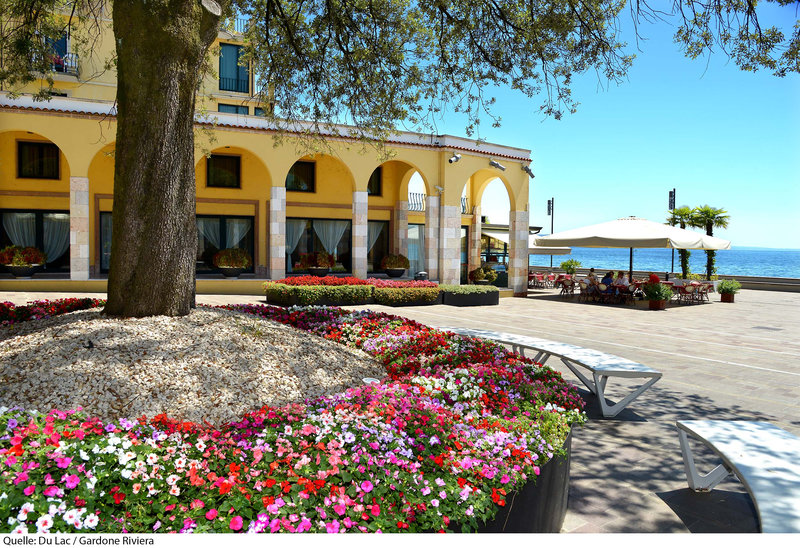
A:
408;192;426;212
219;77;249;93
52;53;79;76
461;196;470;214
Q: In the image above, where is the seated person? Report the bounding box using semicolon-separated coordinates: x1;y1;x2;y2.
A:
584;268;598;293
614;272;629;286
600;271;615;292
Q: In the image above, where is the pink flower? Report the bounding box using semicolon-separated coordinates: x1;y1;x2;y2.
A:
64;475;80;489
229;516;243;531
55;457;72;469
190;499;205;510
360;480;374;493
43;486;60;497
500;474;511;484
23;484;36;496
205;509;218;520
325;520;340;533
13;471;28;485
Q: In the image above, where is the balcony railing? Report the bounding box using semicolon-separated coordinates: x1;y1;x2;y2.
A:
408;192;426;212
219;77;249;93
461;196;470;214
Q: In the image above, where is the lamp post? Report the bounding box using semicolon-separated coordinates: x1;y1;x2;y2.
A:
669;188;676;279
547;198;554;268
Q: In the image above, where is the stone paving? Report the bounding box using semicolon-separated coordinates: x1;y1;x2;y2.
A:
3;287;799;533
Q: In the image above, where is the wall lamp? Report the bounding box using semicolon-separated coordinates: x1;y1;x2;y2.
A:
489;160;506;171
522;164;535;178
448;153;462;164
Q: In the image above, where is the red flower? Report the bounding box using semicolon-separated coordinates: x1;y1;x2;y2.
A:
112;492;126;504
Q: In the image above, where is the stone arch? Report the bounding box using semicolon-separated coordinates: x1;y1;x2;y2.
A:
195;144;273;192
465;169;517;213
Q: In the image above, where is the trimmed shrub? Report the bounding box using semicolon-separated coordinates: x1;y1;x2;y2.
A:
439;284;500;295
374;287;441;306
265;283;373;306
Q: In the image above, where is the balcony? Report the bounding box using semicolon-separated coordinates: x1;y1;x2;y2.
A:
408;192;426;212
219;77;249;94
51;53;79;76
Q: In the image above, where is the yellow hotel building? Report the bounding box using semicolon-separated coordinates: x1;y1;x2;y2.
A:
0;14;533;295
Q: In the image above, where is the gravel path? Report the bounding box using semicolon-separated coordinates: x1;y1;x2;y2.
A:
0;307;386;426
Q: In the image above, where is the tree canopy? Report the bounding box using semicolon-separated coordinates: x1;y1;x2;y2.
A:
2;1;799;137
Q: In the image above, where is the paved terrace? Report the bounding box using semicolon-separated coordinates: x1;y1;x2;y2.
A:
3;288;799;533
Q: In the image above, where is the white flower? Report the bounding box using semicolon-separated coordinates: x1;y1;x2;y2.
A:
12;524;28;534
107;435;121;446
80;450;90;461
121;440;133;450
36;514;54;532
166;474;180;486
169;485;180;496
195;440;206;452
146;454;158;465
120;469;133;480
63;509;78;523
83;514;99;529
147;484;158;496
91;444;101;454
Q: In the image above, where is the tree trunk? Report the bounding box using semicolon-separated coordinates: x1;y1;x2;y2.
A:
105;0;223;317
705;222;715;281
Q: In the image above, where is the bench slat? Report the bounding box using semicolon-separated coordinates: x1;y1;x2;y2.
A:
677;420;800;533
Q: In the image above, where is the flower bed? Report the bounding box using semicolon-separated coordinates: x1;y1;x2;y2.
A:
1;302;585;534
0;298;105;326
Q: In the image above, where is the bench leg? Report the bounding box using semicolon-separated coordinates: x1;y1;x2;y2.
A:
593;373;661;418
677;430;731;491
560;358;660;418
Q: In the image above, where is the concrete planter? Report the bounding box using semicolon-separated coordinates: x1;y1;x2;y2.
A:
442;291;500;307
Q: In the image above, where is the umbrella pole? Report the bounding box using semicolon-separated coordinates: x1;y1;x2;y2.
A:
629;248;633;281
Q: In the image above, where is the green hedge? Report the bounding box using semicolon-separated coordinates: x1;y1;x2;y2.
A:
373;287;441;306
439;284;500;295
265;284;374;306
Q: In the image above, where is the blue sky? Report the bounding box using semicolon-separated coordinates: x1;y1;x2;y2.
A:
431;4;800;249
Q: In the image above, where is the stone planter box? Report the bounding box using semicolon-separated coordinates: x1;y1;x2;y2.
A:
477;431;572;533
442;290;499;307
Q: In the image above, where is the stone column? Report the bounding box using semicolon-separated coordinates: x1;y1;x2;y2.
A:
269;186;286;279
393;200;409;258
424;195;439;280
469;205;482;273
439;203;462;286
352;190;368;279
69;176;90;280
508;210;530;296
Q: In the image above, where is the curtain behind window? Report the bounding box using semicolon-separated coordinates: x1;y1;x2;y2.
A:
43;213;70;262
225;218;251;248
313;220;349;254
197;218;221;249
2;213;36;247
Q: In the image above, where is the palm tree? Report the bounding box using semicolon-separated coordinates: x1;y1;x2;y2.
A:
693;205;731;280
666;206;698;278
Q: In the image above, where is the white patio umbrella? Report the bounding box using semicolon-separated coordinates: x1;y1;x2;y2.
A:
534;216;731;279
528;234;571;255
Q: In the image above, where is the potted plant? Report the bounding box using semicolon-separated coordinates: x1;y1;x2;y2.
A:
559;259;581;276
469;266;487;284
213;248;252;278
298;251;335;276
381;253;409;277
1;246;47;278
643;282;673;310
717;279;741;303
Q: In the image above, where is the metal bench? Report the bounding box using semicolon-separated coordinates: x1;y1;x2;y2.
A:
676;420;800;533
442;327;662;418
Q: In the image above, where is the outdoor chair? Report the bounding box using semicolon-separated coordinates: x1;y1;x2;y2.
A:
546;273;556;288
560;279;575;298
696;283;711;302
577;282;591;302
677;284;697;304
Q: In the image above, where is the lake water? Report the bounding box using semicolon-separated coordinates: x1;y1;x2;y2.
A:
529;247;800;279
